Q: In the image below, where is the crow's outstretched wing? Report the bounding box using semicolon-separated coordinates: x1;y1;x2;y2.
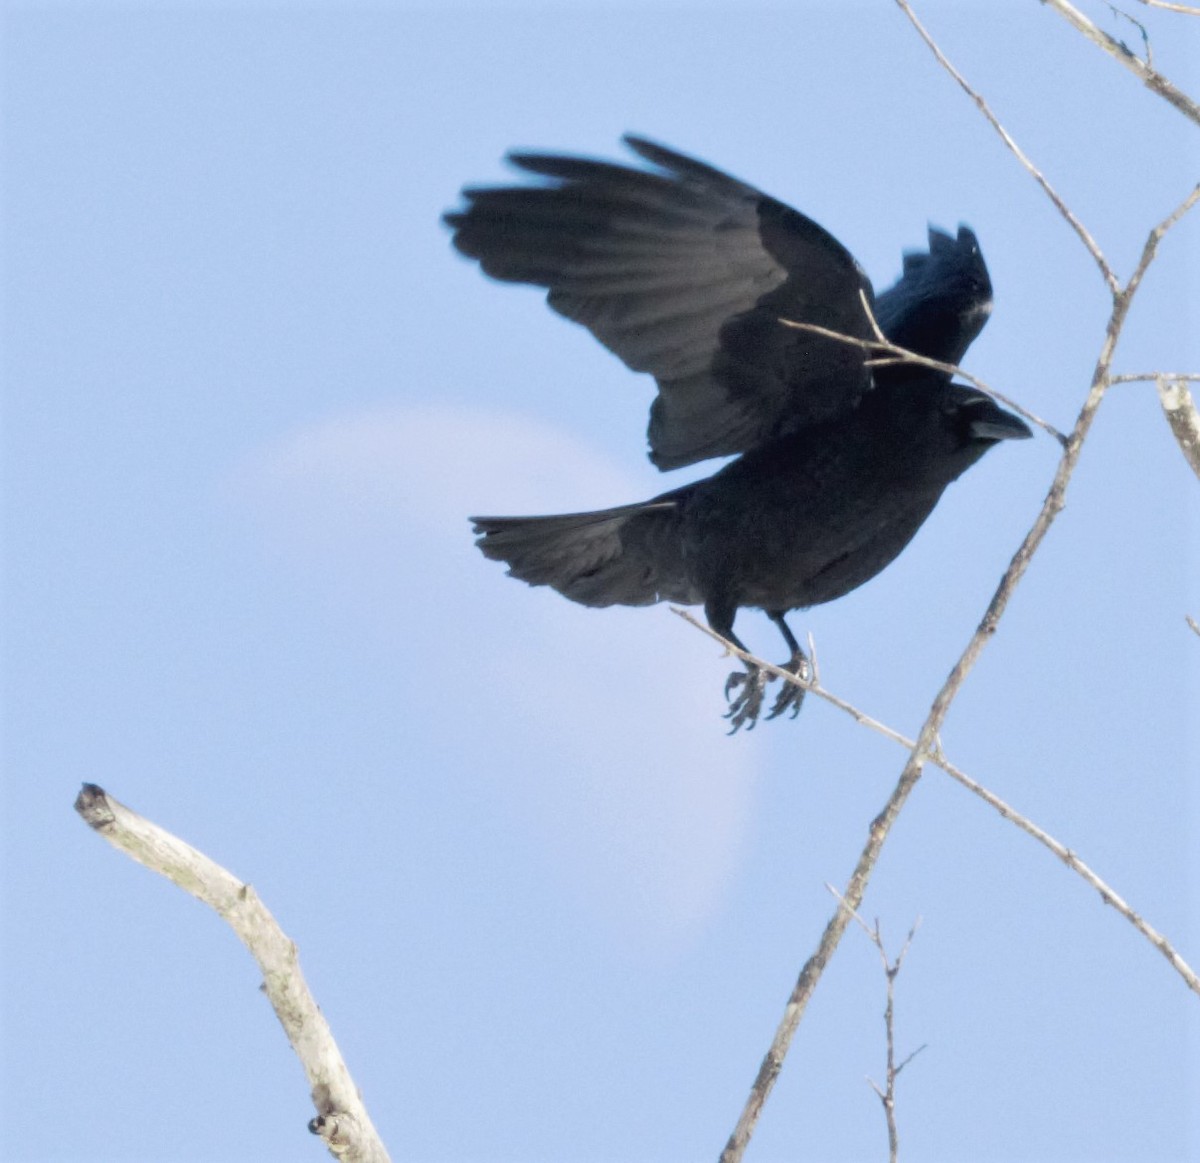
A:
445;136;877;470
873;225;993;372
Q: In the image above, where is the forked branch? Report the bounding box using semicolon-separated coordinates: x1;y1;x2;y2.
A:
894;0;1119;291
715;12;1200;1162
837;905;926;1163
676;609;1200;999
779;301;1067;445
1040;0;1200;125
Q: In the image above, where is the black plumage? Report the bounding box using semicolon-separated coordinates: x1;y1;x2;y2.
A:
446;136;1031;729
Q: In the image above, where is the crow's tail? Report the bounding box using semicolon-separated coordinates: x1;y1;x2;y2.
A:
471;493;697;609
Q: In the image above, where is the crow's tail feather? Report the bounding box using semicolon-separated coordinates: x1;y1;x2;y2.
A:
471;495;696;609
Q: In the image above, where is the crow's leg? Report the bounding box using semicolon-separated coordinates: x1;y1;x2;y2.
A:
706;599;768;733
765;611;812;721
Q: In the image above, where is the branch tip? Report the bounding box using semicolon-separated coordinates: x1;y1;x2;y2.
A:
75;784;115;829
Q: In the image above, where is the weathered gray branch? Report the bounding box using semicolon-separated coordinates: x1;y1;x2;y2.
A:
1138;0;1200;13
716;13;1200;1162
895;0;1119;291
676;610;1200;1001
1041;0;1200;126
1155;376;1200;479
778;311;1067;445
74;784;391;1163
843;908;924;1163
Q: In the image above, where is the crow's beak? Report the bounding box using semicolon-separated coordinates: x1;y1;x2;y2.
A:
969;403;1033;442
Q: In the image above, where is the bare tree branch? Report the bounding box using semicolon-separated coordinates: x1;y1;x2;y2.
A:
74;784;391;1163
1120;184;1200;475
675;609;1200;999
834;906;926;1163
1041;0;1200;125
893;0;1119;292
715;19;1200;1163
716;745;934;1163
1109;372;1200;383
1136;0;1200;14
778;314;1068;445
1154;376;1200;479
1122;183;1200;299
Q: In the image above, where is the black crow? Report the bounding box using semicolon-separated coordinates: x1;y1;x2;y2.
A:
445;136;1031;730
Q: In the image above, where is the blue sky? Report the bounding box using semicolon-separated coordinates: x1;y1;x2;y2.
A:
4;2;1199;1161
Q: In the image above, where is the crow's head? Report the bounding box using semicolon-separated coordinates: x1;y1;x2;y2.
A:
874;225;993;368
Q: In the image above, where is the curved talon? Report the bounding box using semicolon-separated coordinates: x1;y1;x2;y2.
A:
766;680;804;721
722;646;812;732
724;666;767;733
765;652;812;721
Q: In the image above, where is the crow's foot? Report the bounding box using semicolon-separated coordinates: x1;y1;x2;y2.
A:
724;649;812;732
724;666;768;733
765;649;813;721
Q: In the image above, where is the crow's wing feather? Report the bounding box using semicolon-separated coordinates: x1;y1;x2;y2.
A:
446;136;878;470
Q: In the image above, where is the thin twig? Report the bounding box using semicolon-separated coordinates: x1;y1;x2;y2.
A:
871;921;922;1163
716;745;935;1163
1111;185;1200;478
779;314;1068;445
1109;372;1200;384
74;785;391;1163
1107;3;1153;67
828;894;925;1163
1123;184;1200;301
931;757;1200;995
674;609;1200;998
860;286;890;344
675;610;916;749
893;0;1119;292
1137;0;1200;13
1041;0;1200;125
